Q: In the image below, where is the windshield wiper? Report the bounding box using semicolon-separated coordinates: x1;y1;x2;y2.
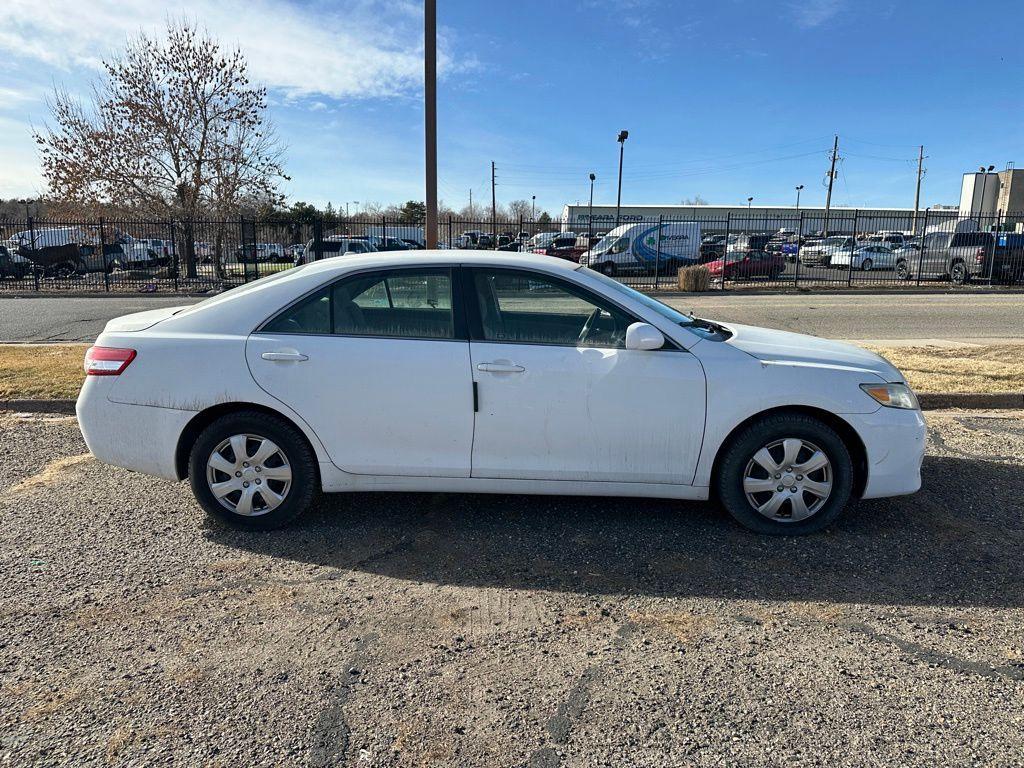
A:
683;313;728;335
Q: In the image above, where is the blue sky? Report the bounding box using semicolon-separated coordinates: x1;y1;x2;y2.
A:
1;0;1022;214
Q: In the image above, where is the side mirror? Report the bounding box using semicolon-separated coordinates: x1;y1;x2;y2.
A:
625;322;665;351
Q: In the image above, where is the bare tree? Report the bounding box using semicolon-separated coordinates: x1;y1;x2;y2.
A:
506;199;532;221
35;20;287;277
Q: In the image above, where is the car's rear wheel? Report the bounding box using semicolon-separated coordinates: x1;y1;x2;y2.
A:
861;258;873;271
715;413;854;535
189;411;316;530
896;260;910;280
600;262;616;277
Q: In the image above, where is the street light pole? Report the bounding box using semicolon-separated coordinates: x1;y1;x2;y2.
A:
978;164;995;226
615;130;628;230
795;185;804;210
424;0;438;248
588;173;595;239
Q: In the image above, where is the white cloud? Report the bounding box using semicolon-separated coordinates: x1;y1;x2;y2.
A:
0;0;455;100
790;0;844;28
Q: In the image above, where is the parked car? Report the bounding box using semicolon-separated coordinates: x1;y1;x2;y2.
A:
865;231;911;250
699;235;727;263
526;232;562;252
705;250;786;280
800;236;856;267
236;243;289;263
0;243;32;279
907;230;1005;284
829;244;899;271
296;238;375;265
77;250;925;536
119;237;172;268
542;234;583;261
727;233;773;256
365;226;425;248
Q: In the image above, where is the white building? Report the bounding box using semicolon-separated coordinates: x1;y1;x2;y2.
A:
559;203;955;235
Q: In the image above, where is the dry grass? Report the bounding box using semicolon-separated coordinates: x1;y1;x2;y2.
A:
0;342;1021;401
0;344;88;399
9;454;94;494
864;343;1024;394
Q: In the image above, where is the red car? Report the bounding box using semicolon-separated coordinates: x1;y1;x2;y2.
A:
705;250;786;280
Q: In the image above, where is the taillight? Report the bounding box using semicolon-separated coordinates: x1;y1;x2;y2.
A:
975;247;985;263
84;346;136;376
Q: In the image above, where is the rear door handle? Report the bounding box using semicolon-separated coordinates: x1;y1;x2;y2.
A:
261;351;309;362
477;362;525;373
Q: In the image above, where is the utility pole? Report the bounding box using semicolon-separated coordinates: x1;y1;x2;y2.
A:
424;0;438;248
469;188;473;216
912;145;926;234
491;161;497;240
795;185;804;210
823;134;839;237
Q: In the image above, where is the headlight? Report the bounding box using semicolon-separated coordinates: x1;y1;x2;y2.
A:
860;382;919;410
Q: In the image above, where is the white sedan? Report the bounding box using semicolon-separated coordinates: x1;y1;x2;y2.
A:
829;244;899;271
76;252;926;535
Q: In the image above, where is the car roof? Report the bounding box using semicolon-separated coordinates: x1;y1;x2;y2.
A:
299;249;582;277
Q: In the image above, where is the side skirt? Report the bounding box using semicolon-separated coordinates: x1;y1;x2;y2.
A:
319;463;709;501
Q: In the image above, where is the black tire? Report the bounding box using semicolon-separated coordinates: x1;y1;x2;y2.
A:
861;258;873;271
714;412;854;535
896;260;910;281
949;260;968;285
600;262;616;277
188;410;317;530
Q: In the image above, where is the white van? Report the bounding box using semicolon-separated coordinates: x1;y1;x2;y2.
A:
580;222;701;275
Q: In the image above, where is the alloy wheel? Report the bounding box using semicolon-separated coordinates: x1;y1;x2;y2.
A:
206;433;292;516
742;438;833;522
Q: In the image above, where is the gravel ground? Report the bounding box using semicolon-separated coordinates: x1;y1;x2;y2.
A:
1;410;1023;767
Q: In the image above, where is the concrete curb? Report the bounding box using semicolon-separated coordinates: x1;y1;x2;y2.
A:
916;392;1024;410
0;399;77;414
2;394;1021;415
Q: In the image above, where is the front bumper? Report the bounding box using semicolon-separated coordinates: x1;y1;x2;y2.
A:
844;407;927;499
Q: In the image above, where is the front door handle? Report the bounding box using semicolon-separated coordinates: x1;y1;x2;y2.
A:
477;362;525;373
262;351;309;362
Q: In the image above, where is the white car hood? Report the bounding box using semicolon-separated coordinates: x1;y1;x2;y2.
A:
103;306;189;333
723;322;903;382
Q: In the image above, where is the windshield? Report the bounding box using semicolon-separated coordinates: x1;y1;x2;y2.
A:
822;237;848;246
580;267;694;326
590;233;619;253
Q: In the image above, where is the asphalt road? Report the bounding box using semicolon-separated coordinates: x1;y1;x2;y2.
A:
2;409;1023;766
1;292;1022;343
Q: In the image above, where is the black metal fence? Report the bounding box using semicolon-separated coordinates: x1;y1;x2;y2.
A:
1;210;1022;294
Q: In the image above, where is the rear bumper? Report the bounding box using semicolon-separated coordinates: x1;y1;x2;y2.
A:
844;407;927;499
76;378;195;481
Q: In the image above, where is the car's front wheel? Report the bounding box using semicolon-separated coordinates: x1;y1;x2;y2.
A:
188;411;317;530
715;412;854;535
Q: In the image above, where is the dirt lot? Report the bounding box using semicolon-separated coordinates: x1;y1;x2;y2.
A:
1;411;1023;766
